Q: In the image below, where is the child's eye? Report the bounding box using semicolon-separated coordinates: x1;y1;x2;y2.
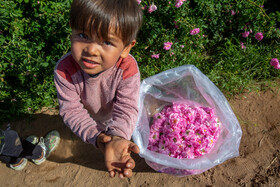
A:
103;41;112;46
79;33;88;39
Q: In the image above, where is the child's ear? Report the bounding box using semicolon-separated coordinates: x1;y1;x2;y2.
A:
120;40;136;58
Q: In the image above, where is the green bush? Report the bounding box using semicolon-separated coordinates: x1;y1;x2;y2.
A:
0;0;72;122
135;0;280;80
0;0;279;123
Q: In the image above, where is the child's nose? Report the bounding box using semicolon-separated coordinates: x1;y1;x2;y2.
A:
86;43;100;56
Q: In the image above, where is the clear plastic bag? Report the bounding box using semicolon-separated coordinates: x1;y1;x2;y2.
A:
133;65;242;176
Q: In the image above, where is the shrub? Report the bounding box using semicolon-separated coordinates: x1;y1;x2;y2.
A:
0;0;72;122
134;0;280;79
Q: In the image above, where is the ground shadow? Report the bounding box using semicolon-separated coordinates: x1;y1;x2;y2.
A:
1;111;154;173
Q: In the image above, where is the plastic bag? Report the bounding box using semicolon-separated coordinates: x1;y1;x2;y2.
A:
133;65;242;176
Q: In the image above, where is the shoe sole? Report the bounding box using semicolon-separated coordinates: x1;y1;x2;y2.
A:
10;158;27;171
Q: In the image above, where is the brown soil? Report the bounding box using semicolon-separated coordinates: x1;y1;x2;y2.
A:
1;82;280;187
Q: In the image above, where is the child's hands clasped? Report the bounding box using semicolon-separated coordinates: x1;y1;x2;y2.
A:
97;133;139;178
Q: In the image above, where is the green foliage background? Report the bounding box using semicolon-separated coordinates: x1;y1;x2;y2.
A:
0;0;279;123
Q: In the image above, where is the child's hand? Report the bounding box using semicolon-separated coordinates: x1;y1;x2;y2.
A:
97;133;112;153
104;136;140;178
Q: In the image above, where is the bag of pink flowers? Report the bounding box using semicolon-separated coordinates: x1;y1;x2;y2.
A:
133;65;242;176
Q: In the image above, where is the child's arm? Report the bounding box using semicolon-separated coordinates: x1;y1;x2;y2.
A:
105;56;140;141
102;56;141;178
54;55;103;147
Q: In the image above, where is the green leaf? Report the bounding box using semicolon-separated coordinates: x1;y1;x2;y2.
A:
41;62;49;67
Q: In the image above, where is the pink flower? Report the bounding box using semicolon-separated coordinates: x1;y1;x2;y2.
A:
136;0;141;4
190;28;200;35
180;45;184;48
230;10;236;16
148;4;157;13
37;1;40;4
175;0;186;8
242;31;250;38
255;32;264;41
151;54;160;59
273;65;280;69
240;42;246;49
270;58;280;69
163;42;173;50
148;103;221;159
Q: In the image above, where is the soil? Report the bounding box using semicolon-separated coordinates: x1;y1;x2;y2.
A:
1;82;280;187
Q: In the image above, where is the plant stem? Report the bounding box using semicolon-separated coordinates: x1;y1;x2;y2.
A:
246;0;270;20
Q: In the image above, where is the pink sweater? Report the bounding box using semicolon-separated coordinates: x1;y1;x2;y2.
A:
54;52;140;147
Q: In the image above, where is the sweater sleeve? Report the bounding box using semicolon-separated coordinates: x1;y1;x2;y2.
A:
106;57;140;140
54;63;103;147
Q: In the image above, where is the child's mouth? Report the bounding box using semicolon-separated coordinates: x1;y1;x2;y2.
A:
82;59;99;68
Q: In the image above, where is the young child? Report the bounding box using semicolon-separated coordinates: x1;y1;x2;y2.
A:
0;127;60;170
54;0;143;178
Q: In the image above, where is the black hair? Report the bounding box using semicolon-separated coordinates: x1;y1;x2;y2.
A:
70;0;143;46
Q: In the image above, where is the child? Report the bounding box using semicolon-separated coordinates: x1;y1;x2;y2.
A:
0;127;60;170
54;0;143;178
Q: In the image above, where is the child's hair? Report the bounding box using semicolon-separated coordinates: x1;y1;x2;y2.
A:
70;0;143;46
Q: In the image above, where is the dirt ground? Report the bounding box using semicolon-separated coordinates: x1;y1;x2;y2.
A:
1;82;280;187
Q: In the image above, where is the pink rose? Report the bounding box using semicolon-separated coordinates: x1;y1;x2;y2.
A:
270;58;280;69
151;54;160;59
240;42;246;49
175;0;186;8
242;31;250;38
163;42;173;50
190;28;200;35
255;32;264;41
148;4;157;13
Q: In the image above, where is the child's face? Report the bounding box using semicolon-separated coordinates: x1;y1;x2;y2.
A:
71;29;135;75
